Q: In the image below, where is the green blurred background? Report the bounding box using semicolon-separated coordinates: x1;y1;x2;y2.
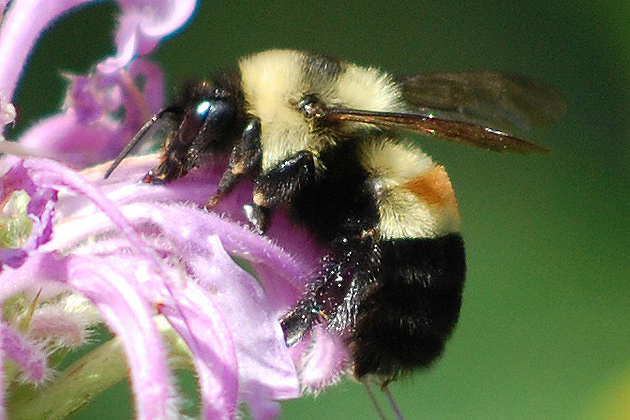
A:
11;0;630;419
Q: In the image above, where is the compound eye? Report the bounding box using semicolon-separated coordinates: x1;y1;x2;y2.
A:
175;96;235;148
194;99;231;124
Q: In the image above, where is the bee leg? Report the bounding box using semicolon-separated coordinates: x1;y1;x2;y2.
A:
244;150;315;233
206;116;262;208
279;296;322;347
280;232;380;346
253;150;315;207
242;203;270;234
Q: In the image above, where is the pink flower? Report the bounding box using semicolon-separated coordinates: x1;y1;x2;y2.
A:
0;153;352;419
1;156;313;419
0;1;351;418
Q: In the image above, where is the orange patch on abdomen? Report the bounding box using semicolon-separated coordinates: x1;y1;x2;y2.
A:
403;165;458;209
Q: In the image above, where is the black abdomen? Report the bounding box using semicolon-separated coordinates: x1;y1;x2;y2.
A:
350;234;465;379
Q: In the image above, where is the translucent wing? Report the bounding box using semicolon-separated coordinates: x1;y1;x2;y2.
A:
398;72;566;132
320;108;549;153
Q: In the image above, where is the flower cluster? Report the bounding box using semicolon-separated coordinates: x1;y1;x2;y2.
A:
0;1;349;420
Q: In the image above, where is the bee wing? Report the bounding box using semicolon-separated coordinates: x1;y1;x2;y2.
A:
323;108;549;153
398;72;566;132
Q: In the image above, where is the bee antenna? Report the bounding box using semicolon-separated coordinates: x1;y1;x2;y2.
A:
103;107;176;179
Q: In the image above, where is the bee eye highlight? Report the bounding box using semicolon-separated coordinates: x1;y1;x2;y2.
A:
194;99;231;123
195;100;212;119
193;99;230;123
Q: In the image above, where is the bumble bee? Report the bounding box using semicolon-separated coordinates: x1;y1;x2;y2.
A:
105;49;562;382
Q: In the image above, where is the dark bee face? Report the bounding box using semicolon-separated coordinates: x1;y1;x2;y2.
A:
145;81;242;184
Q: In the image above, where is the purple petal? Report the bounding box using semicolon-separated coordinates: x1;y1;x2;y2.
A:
298;326;350;392
23;186;57;249
15;112;114;166
0;0;94;102
98;0;197;73
161;284;239;420
123;0;197;38
152;229;300;411
0;160;36;196
64;255;172;420
0;249;28;270
17;59;165;168
1;252;173;420
243;385;282;420
198;236;300;402
0;252;66;301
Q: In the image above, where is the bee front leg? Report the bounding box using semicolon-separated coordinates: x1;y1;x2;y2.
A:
244;150;315;233
206;116;262;208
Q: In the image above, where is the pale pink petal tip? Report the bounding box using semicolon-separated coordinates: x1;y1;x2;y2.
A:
98;0;197;73
299;326;350;393
1;97;15;126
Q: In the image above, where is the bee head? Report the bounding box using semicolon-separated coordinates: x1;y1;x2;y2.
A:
145;80;242;183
